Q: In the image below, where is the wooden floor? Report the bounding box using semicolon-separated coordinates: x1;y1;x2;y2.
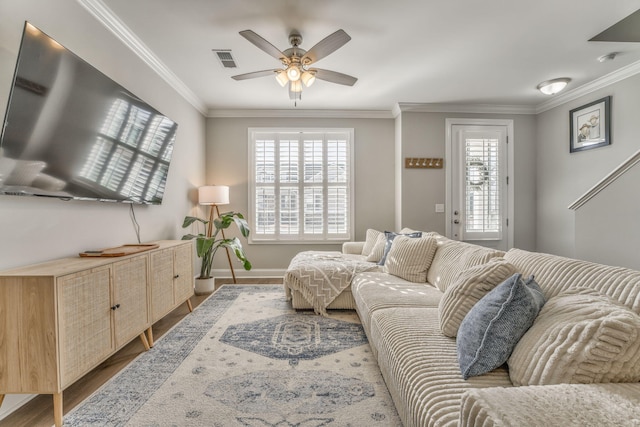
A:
0;278;282;427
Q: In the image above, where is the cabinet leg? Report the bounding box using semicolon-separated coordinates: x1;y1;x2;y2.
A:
146;327;154;348
53;392;63;427
0;394;5;407
139;332;151;351
186;298;193;312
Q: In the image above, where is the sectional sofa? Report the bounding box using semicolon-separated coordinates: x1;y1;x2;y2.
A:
284;229;640;426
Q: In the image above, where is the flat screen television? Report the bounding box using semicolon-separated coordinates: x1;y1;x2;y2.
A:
0;22;178;204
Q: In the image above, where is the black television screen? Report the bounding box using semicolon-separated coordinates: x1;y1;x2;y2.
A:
0;22;178;204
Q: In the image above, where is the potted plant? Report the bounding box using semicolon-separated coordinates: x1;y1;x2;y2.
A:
182;211;251;294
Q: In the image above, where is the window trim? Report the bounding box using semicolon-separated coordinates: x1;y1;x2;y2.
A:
248;127;355;244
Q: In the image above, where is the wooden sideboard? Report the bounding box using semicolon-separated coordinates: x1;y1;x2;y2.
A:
0;240;194;427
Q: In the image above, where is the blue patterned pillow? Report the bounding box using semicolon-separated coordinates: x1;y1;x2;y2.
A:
457;273;545;379
378;231;422;265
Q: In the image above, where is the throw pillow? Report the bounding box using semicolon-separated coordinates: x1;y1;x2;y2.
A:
508;288;640;386
362;229;382;257
365;233;387;263
383;235;438;282
379;231;422;265
457;273;545;380
439;258;517;337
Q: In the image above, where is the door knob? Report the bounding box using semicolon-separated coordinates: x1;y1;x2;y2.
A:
453;219;460;224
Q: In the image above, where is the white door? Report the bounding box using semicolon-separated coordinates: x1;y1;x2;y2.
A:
448;123;510;251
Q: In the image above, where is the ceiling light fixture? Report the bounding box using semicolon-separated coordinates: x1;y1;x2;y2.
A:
537;78;571;95
234;29;357;104
301;71;316;87
275;70;289;87
597;52;617;63
286;64;301;81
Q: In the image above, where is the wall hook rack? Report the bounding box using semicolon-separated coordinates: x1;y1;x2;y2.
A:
405;157;443;169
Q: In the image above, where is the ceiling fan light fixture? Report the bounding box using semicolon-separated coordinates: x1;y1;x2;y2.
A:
286;65;301;81
301;71;316;87
537;78;571;95
275;70;288;87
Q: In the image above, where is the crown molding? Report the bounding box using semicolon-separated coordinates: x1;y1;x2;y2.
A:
536;59;640;114
207;109;394;119
393;102;536;117
76;0;207;115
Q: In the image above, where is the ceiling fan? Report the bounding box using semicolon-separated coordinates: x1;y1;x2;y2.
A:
232;29;358;101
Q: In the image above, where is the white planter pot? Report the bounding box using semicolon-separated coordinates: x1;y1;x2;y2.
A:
194;277;215;295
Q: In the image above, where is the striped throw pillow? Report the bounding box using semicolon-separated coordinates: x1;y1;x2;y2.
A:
439;258;517;337
383;235;438;282
362;229;382;256
508;288;640;386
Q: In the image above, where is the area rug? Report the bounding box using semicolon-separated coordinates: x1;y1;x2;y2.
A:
64;285;401;426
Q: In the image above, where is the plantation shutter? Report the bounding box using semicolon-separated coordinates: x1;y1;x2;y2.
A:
250;129;353;242
463;136;502;240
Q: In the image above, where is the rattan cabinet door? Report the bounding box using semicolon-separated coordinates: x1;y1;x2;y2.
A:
173;243;194;304
58;266;113;388
150;248;175;322
112;256;150;348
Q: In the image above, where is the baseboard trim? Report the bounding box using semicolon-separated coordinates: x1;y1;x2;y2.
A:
0;394;36;421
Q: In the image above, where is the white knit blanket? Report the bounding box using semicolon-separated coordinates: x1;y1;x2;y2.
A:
284;251;377;316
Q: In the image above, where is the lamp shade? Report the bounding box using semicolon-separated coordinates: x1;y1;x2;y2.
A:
286;64;301;81
198;185;229;205
301;71;316;87
275;70;288;87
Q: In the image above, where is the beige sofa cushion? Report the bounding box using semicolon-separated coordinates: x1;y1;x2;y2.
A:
504;248;640;312
439;258;517;337
351;272;442;350
427;239;504;293
460;383;640;427
370;307;512;427
509;288;640;386
383;235;438;282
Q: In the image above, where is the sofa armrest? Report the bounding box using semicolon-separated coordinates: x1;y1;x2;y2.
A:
342;241;365;255
460;383;640;426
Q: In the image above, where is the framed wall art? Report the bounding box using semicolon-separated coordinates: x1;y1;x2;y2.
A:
570;96;611;153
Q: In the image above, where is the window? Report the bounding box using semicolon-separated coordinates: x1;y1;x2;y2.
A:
249;128;354;243
464;136;501;240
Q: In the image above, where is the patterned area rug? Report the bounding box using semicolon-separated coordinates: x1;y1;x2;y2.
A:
64;285;401;426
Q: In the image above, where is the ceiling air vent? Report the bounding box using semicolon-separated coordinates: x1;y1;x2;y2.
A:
213;49;237;68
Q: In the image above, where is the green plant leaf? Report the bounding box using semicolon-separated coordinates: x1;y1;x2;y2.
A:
183;210;252;277
182;216;208;228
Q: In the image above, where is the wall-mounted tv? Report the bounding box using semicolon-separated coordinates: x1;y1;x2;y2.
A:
0;22;178;204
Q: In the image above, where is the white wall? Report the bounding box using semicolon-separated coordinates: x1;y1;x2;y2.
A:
0;0;205;418
206;116;396;271
536;73;640;258
575;163;640;270
397;111;537;250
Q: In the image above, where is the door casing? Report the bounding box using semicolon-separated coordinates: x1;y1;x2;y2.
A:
445;118;515;250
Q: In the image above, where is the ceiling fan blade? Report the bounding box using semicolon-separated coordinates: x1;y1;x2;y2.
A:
302;29;351;65
239;30;288;62
312;68;357;86
231;69;278;81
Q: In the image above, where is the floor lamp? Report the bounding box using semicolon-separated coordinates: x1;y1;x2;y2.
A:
198;185;237;283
